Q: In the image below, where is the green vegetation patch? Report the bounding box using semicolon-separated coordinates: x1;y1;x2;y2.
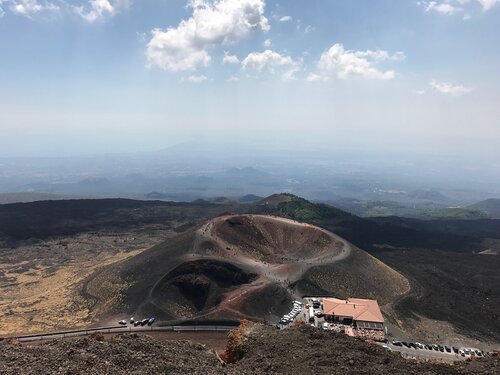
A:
277;195;349;221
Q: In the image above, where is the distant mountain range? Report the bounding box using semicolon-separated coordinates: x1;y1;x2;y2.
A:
0;192;82;205
468;198;500;219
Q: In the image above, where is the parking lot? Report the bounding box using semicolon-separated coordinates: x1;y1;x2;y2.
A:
276;297;320;327
277;297;493;363
278;297;336;330
282;297;385;341
386;340;490;363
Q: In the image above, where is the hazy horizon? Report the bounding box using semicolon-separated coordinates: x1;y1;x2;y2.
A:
1;0;499;160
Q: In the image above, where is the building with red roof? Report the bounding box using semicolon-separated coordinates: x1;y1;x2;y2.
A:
322;297;385;332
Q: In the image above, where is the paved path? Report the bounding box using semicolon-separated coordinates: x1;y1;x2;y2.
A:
6;324;236;343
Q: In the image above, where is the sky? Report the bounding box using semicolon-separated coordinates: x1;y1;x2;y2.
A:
0;0;499;158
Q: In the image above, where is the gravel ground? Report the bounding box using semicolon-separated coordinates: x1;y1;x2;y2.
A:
221;324;498;375
0;334;223;375
1;326;497;375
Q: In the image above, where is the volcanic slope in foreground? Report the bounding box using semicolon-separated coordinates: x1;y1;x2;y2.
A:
84;214;409;324
1;325;497;375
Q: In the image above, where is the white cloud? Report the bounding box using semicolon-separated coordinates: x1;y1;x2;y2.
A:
74;0;131;22
309;43;402;81
303;25;315;33
424;1;462;15
296;21;315;34
306;73;321;82
226;74;239;82
222;52;239;64
242;49;299;80
147;0;269;72
430;80;473;95
0;0;132;20
263;38;271;47
186;74;208;83
9;0;59;17
477;0;499;10
414;89;426;95
418;0;499;17
279;15;292;22
355;49;406;61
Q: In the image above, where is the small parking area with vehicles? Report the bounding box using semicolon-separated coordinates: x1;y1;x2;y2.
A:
284;297;386;342
277;296;494;363
278;300;303;326
386;340;493;363
128;317;156;327
277;298;324;329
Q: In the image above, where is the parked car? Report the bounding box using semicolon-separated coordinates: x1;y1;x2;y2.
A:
147;318;155;326
140;319;149;326
118;320;127;325
392;341;402;346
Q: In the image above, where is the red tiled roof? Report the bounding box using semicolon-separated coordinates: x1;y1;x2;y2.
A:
322;298;384;323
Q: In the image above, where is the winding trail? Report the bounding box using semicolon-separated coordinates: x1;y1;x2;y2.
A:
131;214;354;323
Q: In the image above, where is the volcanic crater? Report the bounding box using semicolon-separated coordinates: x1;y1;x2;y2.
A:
84;215;408;325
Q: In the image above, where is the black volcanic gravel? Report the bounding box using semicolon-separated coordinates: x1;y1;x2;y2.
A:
0;326;498;375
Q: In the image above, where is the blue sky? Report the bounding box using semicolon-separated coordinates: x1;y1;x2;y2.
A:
0;0;499;157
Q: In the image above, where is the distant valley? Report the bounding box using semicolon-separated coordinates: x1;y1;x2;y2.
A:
0;194;499;348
